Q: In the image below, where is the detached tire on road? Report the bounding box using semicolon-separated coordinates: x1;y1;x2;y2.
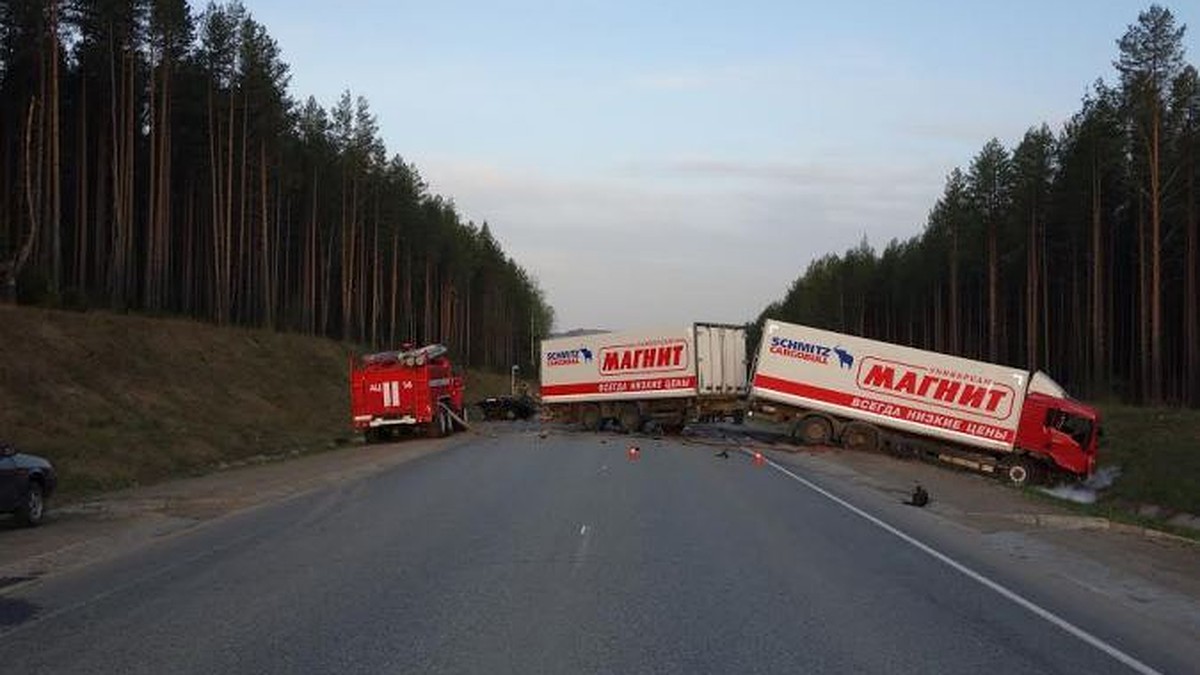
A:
16;481;45;527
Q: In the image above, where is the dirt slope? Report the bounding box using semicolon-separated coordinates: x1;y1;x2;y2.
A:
0;305;513;497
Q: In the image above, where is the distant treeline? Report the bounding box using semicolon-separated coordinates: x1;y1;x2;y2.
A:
0;0;554;369
759;5;1200;407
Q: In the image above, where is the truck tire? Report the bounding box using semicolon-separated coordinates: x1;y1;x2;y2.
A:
794;415;833;446
618;405;642;434
427;411;445;439
1001;456;1042;487
842;422;880;453
581;405;602;432
659;419;685;435
16;481;45;527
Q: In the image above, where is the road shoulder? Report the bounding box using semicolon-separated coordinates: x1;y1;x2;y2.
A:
0;431;478;586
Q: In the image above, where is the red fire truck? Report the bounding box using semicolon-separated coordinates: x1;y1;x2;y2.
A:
349;344;465;442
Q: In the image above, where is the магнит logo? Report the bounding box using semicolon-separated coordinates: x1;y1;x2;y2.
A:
600;341;688;375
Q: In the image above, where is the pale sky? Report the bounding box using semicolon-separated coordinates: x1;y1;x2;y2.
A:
245;0;1200;331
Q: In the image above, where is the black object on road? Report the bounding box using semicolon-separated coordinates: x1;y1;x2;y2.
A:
477;395;538;421
905;484;930;507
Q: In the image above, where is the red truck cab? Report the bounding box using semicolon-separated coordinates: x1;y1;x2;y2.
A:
1014;372;1100;478
350;344;465;442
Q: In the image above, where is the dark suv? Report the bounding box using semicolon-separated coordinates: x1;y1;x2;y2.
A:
0;442;57;526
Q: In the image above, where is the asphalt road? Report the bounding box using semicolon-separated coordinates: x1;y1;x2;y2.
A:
0;426;1189;674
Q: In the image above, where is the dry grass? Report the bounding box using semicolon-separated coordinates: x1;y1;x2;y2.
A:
0;305;504;498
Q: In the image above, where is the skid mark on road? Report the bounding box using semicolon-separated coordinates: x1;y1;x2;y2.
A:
752;450;1163;675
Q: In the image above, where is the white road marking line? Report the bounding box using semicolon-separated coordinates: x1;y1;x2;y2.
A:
753;452;1162;675
580;525;588;536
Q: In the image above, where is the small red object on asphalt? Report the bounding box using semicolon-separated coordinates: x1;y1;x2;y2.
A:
752;451;765;467
627;446;640;461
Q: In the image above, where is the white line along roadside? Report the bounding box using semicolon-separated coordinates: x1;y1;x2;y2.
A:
750;451;1162;675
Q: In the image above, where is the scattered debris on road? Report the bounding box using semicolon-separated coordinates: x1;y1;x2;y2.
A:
906;484;930;507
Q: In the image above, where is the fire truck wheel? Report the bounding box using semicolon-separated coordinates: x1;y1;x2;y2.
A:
427;413;444;439
795;415;833;446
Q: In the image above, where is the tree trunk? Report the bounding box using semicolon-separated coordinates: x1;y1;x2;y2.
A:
1138;195;1150;401
1091;155;1105;393
1186;155;1198;404
260;141;271;327
948;220;959;354
76;76;88;291
48;3;61;295
1026;204;1038;370
1149;106;1163;402
11;99;43;301
988;219;999;362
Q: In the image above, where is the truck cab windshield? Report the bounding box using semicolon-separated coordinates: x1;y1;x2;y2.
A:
1046;409;1093;450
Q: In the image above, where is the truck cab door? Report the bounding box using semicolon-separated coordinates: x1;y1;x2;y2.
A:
1046;427;1087;475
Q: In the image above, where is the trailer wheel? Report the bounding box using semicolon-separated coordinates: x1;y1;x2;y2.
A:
618;405;642;434
581;405;602;432
842;422;880;453
1001;456;1042;487
794;415;834;446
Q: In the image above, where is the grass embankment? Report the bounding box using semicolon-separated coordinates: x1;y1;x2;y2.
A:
0;305;517;499
1094;404;1200;516
1024;403;1200;540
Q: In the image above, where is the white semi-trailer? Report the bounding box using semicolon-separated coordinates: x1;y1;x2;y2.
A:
540;323;747;433
748;319;1099;485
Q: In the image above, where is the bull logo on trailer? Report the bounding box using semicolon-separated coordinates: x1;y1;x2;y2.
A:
833;346;854;369
545;346;592;367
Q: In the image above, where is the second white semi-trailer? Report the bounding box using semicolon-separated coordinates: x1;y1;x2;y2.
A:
539;323;747;433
